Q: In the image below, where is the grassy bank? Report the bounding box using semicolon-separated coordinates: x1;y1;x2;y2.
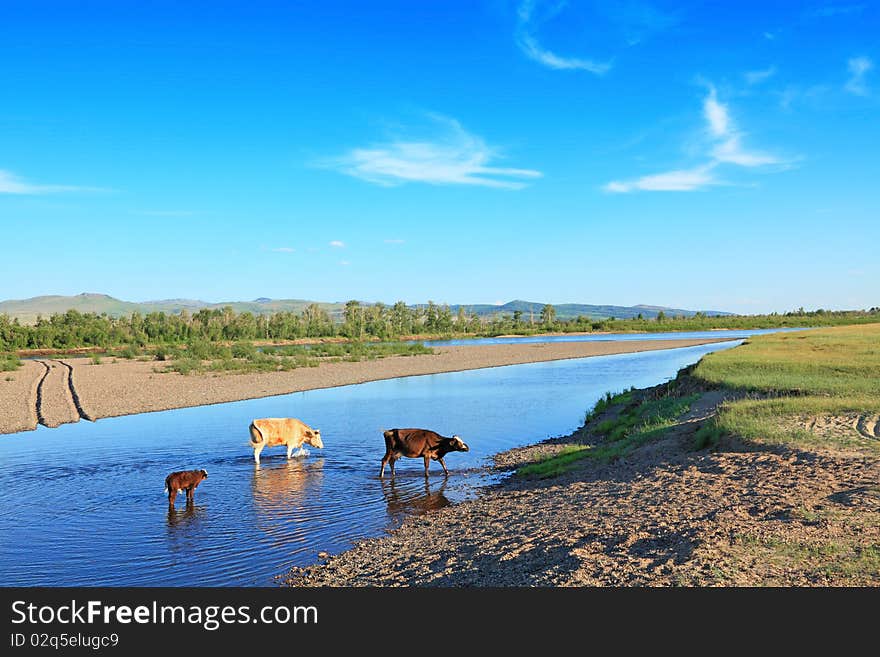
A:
512;323;880;584
521;323;880;475
692;323;880;451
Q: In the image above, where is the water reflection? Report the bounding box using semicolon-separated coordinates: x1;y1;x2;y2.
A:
252;458;325;510
382;477;451;525
166;501;205;528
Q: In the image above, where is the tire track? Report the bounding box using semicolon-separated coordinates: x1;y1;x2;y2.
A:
57;359;94;421
34;360;51;427
34;359;81;428
856;414;879;440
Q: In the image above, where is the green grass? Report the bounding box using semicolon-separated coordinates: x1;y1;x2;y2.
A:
0;353;22;371
518;392;700;477
516;445;592;478
694;324;880;396
165;341;434;375
693;323;880;451
734;534;880;583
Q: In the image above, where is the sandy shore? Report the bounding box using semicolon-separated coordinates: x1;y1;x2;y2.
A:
0;337;733;435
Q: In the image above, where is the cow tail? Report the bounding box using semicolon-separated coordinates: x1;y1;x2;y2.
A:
163;475;170;495
249;422;265;446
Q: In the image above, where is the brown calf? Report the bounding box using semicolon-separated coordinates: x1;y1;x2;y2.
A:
164;469;208;505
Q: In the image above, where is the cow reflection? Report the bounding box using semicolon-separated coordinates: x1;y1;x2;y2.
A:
381;477;450;526
251;459;325;542
166;501;205;530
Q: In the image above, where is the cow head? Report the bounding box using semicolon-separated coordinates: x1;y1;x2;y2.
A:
306;429;324;449
450;435;469;452
199;469;208;479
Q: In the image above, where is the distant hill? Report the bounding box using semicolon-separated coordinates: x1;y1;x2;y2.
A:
0;293;347;324
0;293;732;325
432;300;732;321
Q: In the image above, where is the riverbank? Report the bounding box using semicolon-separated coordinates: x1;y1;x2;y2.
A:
282;325;880;586
0;337;734;435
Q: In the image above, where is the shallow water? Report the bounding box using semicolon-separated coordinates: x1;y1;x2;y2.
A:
0;341;741;586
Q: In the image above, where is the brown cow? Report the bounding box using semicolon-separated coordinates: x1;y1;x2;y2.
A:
249;418;323;465
164;469;208;506
380;428;469;478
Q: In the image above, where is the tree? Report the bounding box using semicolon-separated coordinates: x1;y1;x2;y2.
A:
342;300;365;339
540;304;556;326
656;311;666;322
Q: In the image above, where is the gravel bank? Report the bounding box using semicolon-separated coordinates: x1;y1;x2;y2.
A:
0;360;42;434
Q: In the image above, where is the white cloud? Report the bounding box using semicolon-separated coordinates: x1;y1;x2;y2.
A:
763;31;776;40
703;88;731;137
515;1;611;74
339;260;351;266
0;169;92;194
329;240;345;248
745;67;776;85
711;135;782;167
845;56;872;95
271;247;295;253
604;165;717;193
383;239;405;244
605;87;786;193
809;4;867;18
325;114;541;189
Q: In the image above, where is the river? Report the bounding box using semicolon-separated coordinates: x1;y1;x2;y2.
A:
0;340;742;586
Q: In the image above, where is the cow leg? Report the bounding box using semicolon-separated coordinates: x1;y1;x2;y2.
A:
186;486;195;502
380;450;392;478
423;455;431;477
253;443;264;465
168;488;177;506
438;457;449;476
287;443;294;459
389;455;398;478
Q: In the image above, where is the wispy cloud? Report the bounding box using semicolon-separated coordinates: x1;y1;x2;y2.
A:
383;239;405;244
515;1;611;74
605;87;787;193
703;88;730;137
604;165;717;193
845;56;873;95
329;240;345;248
0;169;95;195
763;31;776;40
324;114;541;189
270;247;295;253
745;66;777;85
339;260;351;266
809;4;866;18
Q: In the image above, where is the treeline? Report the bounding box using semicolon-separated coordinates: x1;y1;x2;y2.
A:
1;302;879;352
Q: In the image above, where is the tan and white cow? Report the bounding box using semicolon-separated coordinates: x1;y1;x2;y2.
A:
248;418;324;465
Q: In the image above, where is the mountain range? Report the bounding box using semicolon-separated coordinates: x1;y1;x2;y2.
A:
0;293;732;325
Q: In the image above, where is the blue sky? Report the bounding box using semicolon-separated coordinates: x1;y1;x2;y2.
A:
1;1;878;314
